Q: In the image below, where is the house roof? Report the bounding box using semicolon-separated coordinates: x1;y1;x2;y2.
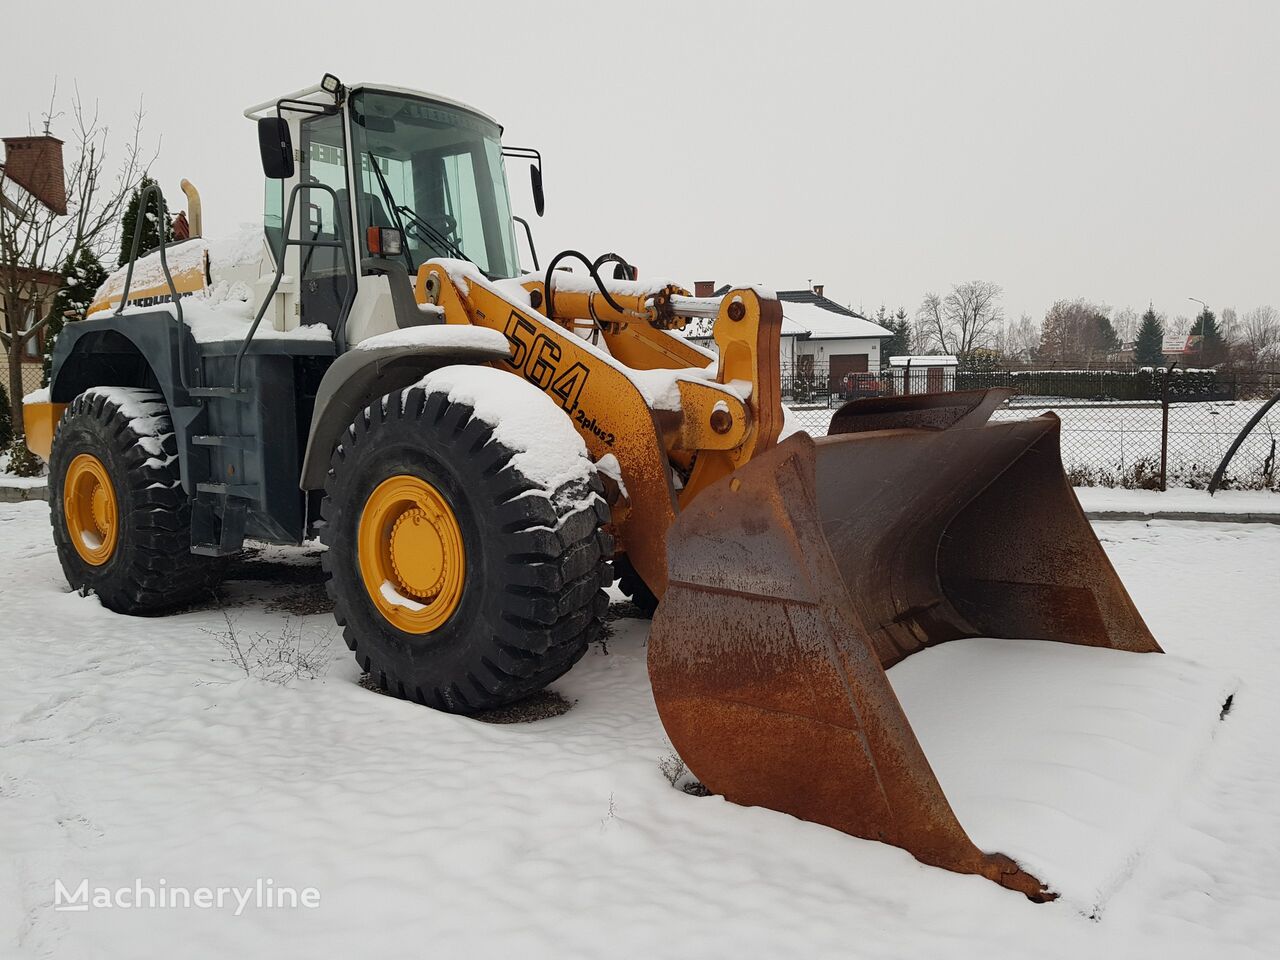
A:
0;167;30;216
680;287;893;341
775;290;892;340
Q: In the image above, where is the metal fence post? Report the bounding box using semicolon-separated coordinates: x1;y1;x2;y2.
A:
1159;368;1170;492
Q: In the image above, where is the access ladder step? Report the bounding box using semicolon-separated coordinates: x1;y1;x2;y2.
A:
192;435;255;450
187;386;249;400
190;496;248;557
195;482;260;500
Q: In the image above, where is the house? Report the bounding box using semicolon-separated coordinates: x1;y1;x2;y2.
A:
1;134;66;398
685;282;893;392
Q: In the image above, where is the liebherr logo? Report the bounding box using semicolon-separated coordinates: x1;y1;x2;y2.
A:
54;877;321;915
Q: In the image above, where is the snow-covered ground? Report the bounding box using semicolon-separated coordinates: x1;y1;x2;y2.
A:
1075;486;1280;517
2;502;1278;958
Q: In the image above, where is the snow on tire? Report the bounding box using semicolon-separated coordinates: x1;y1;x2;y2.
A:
320;370;613;713
49;387;226;613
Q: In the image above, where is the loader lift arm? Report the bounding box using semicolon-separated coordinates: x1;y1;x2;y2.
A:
413;260;782;598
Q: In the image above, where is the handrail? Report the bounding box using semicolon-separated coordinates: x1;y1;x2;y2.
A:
113;182;355;400
231;180;355;392
243;82;327;119
114;184;198;394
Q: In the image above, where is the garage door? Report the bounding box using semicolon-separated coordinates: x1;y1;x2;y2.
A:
828;353;869;392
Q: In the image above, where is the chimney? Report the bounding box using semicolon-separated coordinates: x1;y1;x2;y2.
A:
2;135;67;215
694;280;715;298
812;283;824;298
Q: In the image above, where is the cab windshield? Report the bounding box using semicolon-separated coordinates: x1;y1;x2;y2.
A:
348;90;520;279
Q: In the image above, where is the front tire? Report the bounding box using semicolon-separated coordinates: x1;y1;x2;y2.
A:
49;388;225;613
320;382;612;712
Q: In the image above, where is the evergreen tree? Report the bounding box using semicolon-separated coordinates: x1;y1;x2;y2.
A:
43;247;109;384
1134;306;1165;366
1089;313;1121;359
883;307;911;359
117;175;173;266
1190;307;1227;366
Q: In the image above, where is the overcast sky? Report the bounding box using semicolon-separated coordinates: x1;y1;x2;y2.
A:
5;0;1277;324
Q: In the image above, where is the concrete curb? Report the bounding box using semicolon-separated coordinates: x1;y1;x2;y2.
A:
0;483;48;503
1085;509;1280;525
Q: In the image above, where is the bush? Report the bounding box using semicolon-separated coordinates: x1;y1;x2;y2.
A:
4;435;43;477
954;368;1233;402
0;383;11;448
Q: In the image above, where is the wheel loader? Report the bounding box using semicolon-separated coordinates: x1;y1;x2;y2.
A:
24;75;1165;901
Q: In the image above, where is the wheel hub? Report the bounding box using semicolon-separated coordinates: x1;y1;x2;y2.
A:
91;482;114;535
64;453;119;566
358;475;466;634
389;508;449;599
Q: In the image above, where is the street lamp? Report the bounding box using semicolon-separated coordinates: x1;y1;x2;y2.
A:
1189;297;1208;362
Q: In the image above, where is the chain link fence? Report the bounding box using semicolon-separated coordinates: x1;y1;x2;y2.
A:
19;363;43;397
783;365;1280;491
0;364;45;442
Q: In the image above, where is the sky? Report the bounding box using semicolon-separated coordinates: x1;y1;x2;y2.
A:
4;0;1277;325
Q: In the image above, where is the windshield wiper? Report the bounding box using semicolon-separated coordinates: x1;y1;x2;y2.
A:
396;205;472;264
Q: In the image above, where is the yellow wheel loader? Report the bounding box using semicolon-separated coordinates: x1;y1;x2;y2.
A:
25;75;1164;901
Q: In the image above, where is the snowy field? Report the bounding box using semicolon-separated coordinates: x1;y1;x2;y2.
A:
3;500;1279;958
786;398;1280;489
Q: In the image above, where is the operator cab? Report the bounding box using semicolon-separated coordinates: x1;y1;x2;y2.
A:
245;76;541;347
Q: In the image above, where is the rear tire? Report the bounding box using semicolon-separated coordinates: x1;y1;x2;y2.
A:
320;383;612;713
49;388;225;613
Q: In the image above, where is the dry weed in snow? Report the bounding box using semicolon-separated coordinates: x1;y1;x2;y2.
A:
203;609;333;685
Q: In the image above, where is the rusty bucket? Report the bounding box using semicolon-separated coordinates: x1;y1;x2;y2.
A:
647;389;1161;900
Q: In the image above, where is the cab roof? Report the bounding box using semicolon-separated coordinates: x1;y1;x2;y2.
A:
243;80;500;130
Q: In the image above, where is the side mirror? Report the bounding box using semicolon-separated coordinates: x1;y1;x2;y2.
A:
258;117;294;179
530;164;545;217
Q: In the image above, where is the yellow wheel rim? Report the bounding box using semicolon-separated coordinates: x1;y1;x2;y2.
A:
358;475;466;633
64;453;118;566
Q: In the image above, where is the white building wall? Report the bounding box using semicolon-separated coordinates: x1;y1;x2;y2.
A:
793;337;883;367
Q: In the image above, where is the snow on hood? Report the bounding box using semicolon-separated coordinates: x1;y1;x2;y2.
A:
90;223;266;313
205;222;268;279
92;287;331;345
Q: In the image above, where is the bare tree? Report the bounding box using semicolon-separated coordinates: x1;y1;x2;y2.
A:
1238;305;1280;367
996;312;1041;362
1220;307;1238;345
1036;299;1119;366
1;86;151;440
913;281;1004;356
1112;306;1139;344
913;291;945;353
